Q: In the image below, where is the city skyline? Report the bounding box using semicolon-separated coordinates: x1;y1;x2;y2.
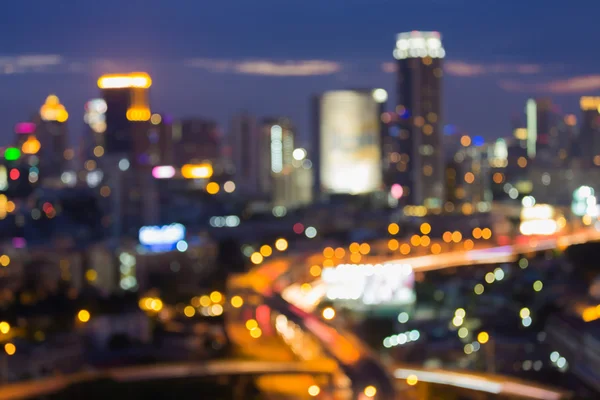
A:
1;0;599;146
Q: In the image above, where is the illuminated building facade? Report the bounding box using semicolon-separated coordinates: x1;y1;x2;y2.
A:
98;72;152;158
314;90;385;197
579;96;600;166
446;144;491;214
260;118;296;207
35;95;69;179
392;31;445;208
230;113;260;194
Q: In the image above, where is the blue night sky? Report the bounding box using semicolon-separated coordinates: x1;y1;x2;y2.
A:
0;0;599;148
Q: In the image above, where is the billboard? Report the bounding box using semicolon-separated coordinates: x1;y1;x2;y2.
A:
139;223;186;253
320;91;382;194
322;263;415;309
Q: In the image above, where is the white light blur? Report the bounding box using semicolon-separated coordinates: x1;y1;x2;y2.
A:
118;158;130;171
522;316;532;327
271;125;283;173
305;226;317;238
394;32;445;60
209;215;240;228
176;240;188;252
139;223;185;246
223;181;236;193
372;88;388;103
522;196;536;208
152;166;176;179
519;220;558;236
292;148;307;161
61;171;77;187
398;312;409;323
86;170;103;188
272;206;287;217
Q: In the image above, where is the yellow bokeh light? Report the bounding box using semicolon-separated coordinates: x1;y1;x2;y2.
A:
210;291;223;303
0;255;10;267
431;243;441;254
420;223;431;235
126;107;151;121
520;307;531;319
350;253;362;263
518;156;528;168
420;235;431;247
323;247;334;258
93;146;104;158
364;385;377;398
452;231;463;243
0;321;10;334
334;247;345;259
463;239;474;250
400;243;411;255
184;305;196;317
77;309;91;323
460;135;471;147
349;242;360;253
150;113;162;125
246;319;259;330
310;265;322;277
200;295;211;307
308;385;320;397
260;245;273;257
464;172;475;184
406;374;418;386
85;269;97;282
410;235;421;246
388;223;400;235
477;331;489;344
388;239;399;251
481;228;492;240
322;259;334;267
22;137;41;155
206;182;220;194
275;238;288;251
231;295;244;308
472;227;482;239
250;252;263;265
250;327;262;338
359;243;370;255
211;304;223;316
4;343;15;356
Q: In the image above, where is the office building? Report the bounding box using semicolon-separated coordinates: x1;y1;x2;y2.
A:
97;72;152;162
229;112;260;194
35;94;69;179
260;118;296;207
579;97;600;166
314;89;385;198
392;31;445;209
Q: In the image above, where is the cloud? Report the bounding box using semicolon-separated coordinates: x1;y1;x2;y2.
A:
186;58;341;76
0;54;63;74
499;75;600;94
381;60;541;77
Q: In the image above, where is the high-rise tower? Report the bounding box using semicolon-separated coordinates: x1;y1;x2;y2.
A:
391;31;445;208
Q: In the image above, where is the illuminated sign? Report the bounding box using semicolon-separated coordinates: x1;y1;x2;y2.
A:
580;97;600;111
40;95;68;122
98;72;152;89
521;204;555;221
181;163;213;179
126;107;151;121
139;223;186;252
14;122;36;134
320;91;382;194
520;220;558;236
322;263;415;308
4;148;20;161
152;166;176;179
394;31;445;60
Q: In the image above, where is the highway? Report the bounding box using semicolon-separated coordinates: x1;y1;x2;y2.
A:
227;227;600;399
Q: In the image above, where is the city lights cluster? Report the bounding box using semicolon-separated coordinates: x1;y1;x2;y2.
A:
383;329;420;348
394;31;446;60
549;351;569;372
186;291;225;317
209;215;241;228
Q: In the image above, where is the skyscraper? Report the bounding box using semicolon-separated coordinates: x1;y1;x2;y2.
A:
392;31;445;209
579;96;600;166
171;119;221;166
260;118;295;206
97;72;152;159
229;113;260;194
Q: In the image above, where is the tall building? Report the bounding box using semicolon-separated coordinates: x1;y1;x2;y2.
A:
36;94;69;179
260;118;295;206
313;89;385;198
229;113;260;194
172;119;221;166
97;72;152;161
579;96;600;166
392;31;445;209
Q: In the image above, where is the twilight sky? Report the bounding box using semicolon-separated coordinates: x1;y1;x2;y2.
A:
1;0;599;148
